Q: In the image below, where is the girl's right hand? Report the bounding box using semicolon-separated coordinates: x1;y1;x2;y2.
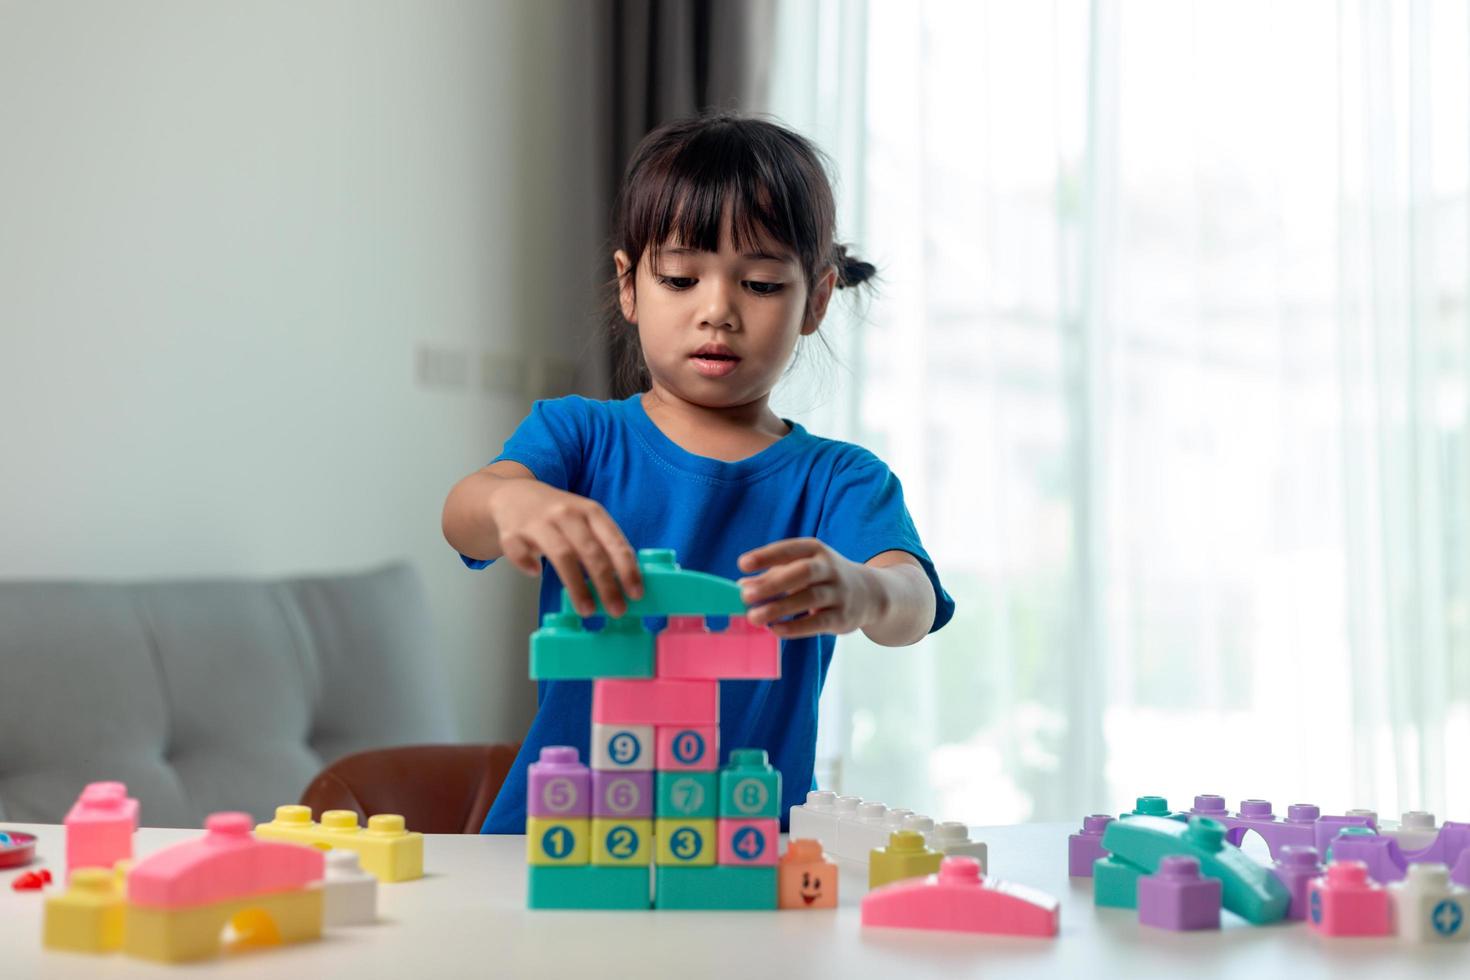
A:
487;479;644;618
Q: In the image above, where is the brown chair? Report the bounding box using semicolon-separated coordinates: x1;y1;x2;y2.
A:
298;743;521;834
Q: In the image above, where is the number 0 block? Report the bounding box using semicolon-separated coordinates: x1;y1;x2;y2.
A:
655;726;718;771
655;818;716;867
527;817;589;866
592;818;653;866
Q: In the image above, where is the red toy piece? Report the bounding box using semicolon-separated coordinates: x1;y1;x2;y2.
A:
861;856;1060;937
12;868;53;891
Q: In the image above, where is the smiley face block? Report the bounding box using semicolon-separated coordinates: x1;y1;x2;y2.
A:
779;839;837;909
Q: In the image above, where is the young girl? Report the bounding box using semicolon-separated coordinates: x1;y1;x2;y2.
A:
443;111;955;835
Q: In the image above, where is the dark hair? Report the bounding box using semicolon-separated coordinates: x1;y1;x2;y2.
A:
603;111;877;397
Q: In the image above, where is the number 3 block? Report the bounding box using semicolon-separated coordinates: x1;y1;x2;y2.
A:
655;818;716;867
592;818;653;866
527;817;589;866
718;819;779;866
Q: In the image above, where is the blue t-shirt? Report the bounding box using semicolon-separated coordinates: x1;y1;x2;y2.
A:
464;393;955;834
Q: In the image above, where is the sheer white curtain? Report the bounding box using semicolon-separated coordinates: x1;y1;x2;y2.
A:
769;0;1470;824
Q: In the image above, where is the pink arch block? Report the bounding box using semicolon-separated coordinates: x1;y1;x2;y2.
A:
861;857;1060;937
128;813;324;909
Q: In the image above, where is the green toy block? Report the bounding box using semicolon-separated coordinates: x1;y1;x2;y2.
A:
527;865;651;910
1120;795;1185;821
653;866;777;910
529;612;654;680
656;771;718;820
1093;854;1147;909
568;548;747;619
1101;815;1290;924
719;749;781;820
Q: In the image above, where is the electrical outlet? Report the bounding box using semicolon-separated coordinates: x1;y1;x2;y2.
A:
415;344;470;390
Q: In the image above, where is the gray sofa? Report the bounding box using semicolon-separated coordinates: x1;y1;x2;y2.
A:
0;563;454;827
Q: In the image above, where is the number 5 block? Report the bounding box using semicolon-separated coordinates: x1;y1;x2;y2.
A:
527;747;590;819
527;817;589;866
655;819;716;867
718;819;779;866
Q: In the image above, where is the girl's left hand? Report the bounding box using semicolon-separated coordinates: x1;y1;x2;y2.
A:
736;537;882;638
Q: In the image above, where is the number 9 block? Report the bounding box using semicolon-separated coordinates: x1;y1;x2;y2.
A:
591;724;653;772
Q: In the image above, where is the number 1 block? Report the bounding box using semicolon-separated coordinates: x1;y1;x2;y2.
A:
527;817;589;866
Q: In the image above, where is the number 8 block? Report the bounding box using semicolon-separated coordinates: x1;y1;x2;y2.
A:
527;746;590;819
718;818;779;866
719;748;781;820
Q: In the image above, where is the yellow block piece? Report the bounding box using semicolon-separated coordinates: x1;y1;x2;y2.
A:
255;806;423;883
655;818;716;866
869;830;943;889
527;817;590;865
43;868;124;954
591;818;653;866
125;886;322;963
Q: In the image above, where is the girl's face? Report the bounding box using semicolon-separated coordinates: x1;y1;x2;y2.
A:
614;210;836;412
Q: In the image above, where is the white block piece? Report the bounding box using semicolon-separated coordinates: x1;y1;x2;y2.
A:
323;849;378;927
828;796;864;861
1345;808;1379;827
933;821;988;873
590;723;654;772
1389;863;1468;943
1383;811;1440;852
902;814;935;847
789;790;839;848
881;808;915;838
846;802;892;859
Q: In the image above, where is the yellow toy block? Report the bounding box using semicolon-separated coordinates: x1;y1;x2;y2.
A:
254;806;423;883
655;818;716;866
43;868;124;954
592;818;653;866
527;816;590;865
869;830;943;889
124;886;322;963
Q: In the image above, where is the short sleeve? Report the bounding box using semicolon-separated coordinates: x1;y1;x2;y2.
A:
817;450;956;633
459;397;589;571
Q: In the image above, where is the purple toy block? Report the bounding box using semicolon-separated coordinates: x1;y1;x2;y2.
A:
1186;795;1375;861
1331;822;1470;885
527;746;591;819
1271;845;1325;920
1454;849;1470;889
1137;856;1222;931
592;770;653;819
1069;815;1113;877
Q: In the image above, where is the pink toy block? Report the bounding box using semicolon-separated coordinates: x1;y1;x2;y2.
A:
127;812;324;909
592;678;719;726
717;819;779;866
1330;821;1470;884
1187;796;1376;861
861;856;1060;937
656;615;780;680
656;725;719;771
1068;814;1112;877
64;781;139;880
1306;861;1391;937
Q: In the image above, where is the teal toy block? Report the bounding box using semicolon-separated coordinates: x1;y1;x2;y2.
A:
569;548;746;619
719;749;781;820
654;866;778;910
657;771;718;820
527;865;651;910
1121;795;1185;821
1094;854;1147;909
529;612;654;680
1101;816;1290;924
1324;825;1378;863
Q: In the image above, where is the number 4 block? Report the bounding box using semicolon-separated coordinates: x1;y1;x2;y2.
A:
719;819;778;866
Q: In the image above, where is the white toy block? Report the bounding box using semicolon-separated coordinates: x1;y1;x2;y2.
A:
882;808;915;838
1383;811;1441;852
590;723;654;772
844;802;891;859
323;849;377;927
789;790;839;847
1390;863;1468;943
902;814;935;847
933;821;988;873
1345;808;1379;826
828;796;863;860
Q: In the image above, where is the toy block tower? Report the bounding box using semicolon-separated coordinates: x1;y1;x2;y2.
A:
526;548;781;911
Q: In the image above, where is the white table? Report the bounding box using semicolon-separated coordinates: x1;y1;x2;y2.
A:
1;821;1460;978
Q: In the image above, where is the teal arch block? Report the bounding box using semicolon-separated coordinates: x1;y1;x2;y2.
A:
656;771;718;820
566;548;747;619
718;749;781;820
1101;815;1290;924
654;866;777;910
529;612;654;680
1093;854;1146;909
527;865;651;910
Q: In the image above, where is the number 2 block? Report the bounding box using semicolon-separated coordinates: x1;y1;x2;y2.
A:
591;723;653;772
718;819;778;866
592;818;653;866
655;726;718;771
656;818;715;867
526;817;589;866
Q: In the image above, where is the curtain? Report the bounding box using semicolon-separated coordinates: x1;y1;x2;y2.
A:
769;0;1470;824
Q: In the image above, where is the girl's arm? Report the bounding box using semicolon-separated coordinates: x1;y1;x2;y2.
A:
737;540;937;647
